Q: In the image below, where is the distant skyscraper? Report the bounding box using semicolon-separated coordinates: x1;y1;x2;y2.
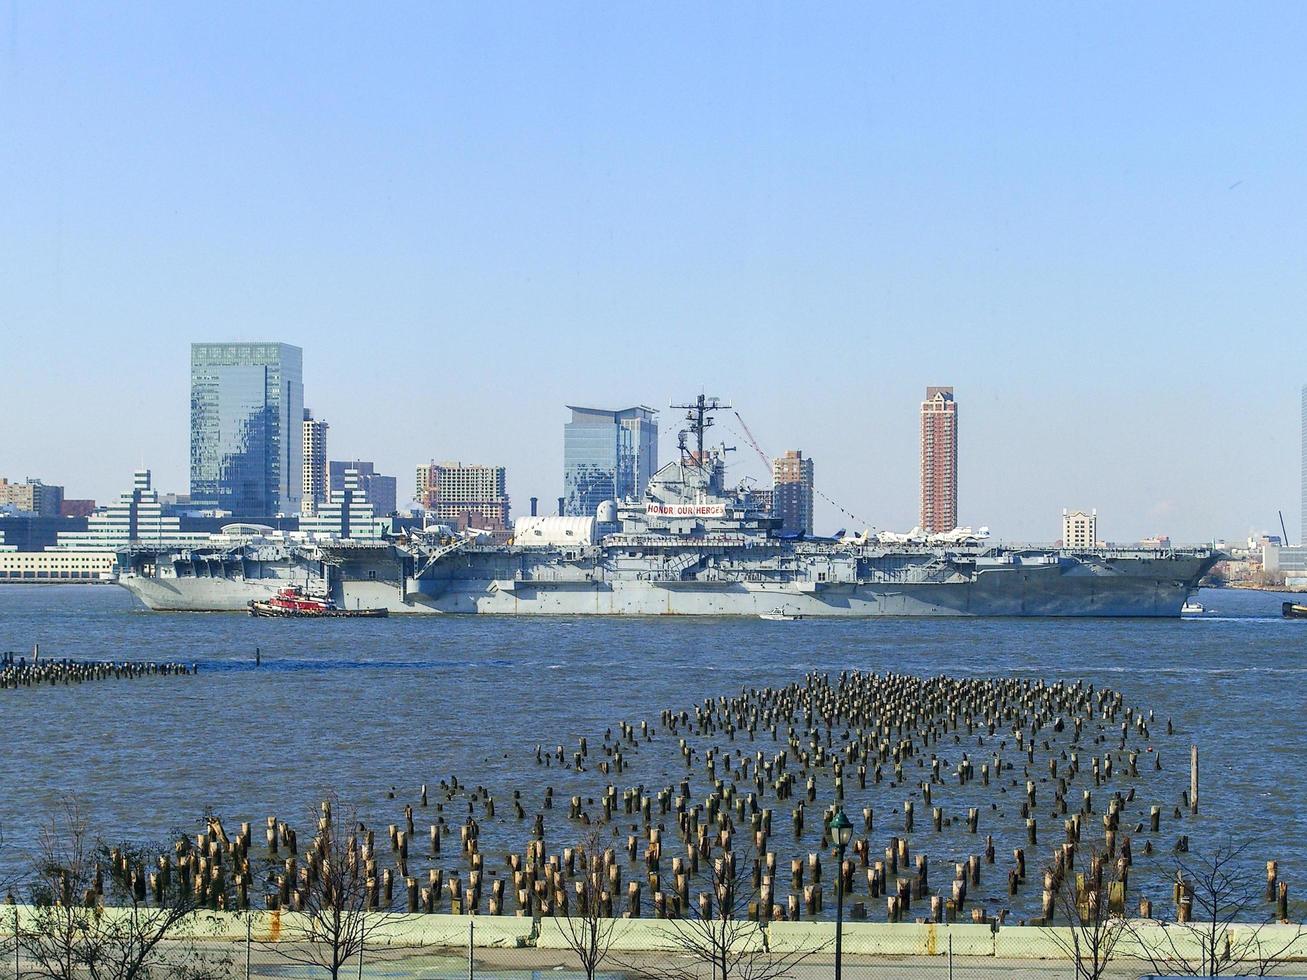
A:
302;410;329;516
1062;508;1098;549
771;450;814;536
920;386;958;533
416;462;510;529
329;461;397;517
563;406;658;517
190;343;303;517
299;468;384;541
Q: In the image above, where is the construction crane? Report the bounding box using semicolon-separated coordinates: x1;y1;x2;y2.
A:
733;411;772;479
732;410;873;530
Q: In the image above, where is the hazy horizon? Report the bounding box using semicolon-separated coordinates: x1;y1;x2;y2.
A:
3;3;1305;544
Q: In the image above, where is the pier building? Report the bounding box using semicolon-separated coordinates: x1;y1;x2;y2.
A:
0;550;115;582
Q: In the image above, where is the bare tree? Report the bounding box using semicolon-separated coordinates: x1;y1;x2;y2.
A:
262;798;400;980
1045;846;1129;980
1131;840;1305;977
19;798;231;980
0;823;21;899
551;833;619;980
3;902;16;980
1;823;20;979
628;845;822;980
1040;846;1134;980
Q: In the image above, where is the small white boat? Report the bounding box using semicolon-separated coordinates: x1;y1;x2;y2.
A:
760;607;803;621
1181;601;1204;615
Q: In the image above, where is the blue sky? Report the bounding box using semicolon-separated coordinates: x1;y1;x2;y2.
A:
2;2;1304;542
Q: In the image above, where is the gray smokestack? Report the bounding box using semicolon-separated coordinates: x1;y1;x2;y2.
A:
557;497;565;517
530;496;538;517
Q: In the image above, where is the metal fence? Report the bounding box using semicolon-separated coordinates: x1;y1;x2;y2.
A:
3;908;1305;980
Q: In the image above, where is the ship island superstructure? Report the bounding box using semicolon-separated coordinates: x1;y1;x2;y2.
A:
117;398;1218;617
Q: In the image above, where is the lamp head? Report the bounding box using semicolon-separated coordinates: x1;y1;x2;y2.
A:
829;809;853;848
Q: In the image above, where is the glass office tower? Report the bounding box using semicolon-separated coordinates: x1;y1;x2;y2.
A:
190;343;303;517
563;406;657;516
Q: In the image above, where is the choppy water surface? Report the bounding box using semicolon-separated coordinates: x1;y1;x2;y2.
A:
0;584;1302;918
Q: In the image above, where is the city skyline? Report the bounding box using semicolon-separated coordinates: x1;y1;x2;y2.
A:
4;4;1306;543
0;13;1302;966
2;338;1303;544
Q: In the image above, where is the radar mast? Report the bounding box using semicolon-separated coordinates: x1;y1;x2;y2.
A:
671;394;731;467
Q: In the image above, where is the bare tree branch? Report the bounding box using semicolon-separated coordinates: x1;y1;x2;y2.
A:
1128;839;1306;977
259;797;407;980
550;832;620;980
622;843;825;980
18;797;233;980
1044;845;1129;980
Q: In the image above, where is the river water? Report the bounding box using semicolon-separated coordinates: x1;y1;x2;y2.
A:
0;584;1302;919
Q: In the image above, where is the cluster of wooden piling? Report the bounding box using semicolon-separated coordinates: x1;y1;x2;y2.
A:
1;647;194;690
3;669;1292;927
28;825;241;910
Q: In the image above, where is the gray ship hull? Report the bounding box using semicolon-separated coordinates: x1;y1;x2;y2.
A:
116;399;1218;619
119;568;324;612
121;560;1207;617
349;576;1197;618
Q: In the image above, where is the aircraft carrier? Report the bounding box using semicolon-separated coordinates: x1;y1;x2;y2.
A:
116;399;1218;618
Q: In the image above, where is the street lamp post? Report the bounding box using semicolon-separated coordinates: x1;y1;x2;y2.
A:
829;809;853;980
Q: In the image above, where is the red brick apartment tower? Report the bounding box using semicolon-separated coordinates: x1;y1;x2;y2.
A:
920;386;957;532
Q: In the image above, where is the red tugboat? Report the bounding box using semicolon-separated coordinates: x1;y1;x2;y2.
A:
248;586;388;618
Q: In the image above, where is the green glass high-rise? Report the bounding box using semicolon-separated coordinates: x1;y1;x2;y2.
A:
563;406;657;517
190;343;303;517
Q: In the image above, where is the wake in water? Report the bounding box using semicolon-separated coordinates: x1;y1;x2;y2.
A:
200;657;516;673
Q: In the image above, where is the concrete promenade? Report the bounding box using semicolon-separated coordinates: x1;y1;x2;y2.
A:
4;908;1305;979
